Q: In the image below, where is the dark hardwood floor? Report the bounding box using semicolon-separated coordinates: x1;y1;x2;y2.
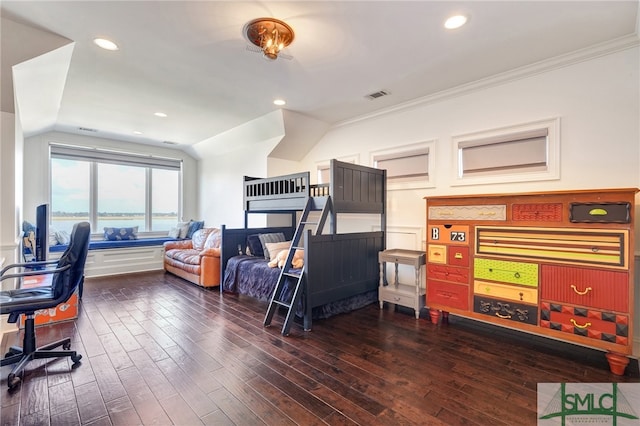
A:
1;270;638;425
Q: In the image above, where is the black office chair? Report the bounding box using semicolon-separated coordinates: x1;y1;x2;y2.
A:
0;221;90;389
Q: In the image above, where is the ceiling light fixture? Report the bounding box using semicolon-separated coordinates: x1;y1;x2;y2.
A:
154;112;167;118
273;99;286;106
93;38;119;51
243;17;295;61
444;15;468;30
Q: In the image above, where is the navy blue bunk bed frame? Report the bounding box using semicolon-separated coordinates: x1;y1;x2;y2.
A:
220;159;386;330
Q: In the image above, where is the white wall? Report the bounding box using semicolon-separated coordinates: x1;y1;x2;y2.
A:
0;111;22;266
296;46;639;248
22;131;199;228
193;110;286;229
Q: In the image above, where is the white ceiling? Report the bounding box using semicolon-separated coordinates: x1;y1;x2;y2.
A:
1;1;638;151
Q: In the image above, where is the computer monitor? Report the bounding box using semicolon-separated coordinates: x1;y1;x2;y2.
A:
35;203;49;261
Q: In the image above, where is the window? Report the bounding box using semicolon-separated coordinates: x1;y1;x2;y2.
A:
452;118;560;186
371;141;436;190
50;144;181;235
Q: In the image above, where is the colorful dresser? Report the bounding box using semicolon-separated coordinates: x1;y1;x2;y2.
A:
425;188;637;375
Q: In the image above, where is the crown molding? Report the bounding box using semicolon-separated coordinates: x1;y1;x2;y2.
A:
335;33;640;128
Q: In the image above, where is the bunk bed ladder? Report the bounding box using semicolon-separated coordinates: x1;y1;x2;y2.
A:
264;196;333;336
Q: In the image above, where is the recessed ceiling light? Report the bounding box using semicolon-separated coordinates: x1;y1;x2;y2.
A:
444;15;467;30
154;112;168;118
93;38;119;51
133;131;143;135
273;99;286;106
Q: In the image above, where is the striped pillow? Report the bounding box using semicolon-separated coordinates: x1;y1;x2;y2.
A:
258;233;286;260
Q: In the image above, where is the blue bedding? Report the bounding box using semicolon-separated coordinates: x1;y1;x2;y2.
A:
223;255;377;320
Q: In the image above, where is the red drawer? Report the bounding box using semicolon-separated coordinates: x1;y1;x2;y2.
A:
447;246;469;267
540;302;629;346
427;280;469;311
512;203;563;222
427;264;469;284
541;265;628;312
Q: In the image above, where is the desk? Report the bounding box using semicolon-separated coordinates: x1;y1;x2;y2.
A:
378;249;426;319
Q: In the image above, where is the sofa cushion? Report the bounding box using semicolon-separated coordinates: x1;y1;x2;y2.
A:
192;228;215;250
165;248;201;265
204;228;221;249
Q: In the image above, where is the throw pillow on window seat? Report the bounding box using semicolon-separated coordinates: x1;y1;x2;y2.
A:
104;226;139;241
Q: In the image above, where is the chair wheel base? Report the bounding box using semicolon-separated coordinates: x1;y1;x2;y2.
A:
63;342;71;350
71;354;82;364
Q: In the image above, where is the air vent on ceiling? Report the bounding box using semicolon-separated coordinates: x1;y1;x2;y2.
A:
78;127;97;132
365;90;390;100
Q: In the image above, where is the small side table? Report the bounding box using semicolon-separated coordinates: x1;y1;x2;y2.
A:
378;249;426;319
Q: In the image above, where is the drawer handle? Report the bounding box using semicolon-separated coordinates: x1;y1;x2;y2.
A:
495;312;511;319
393;297;401;302
439;211;454;216
588;208;608;216
570;284;592;296
454;253;463;259
513;272;520;279
479;212;496;216
570;319;591;329
591;246;600;253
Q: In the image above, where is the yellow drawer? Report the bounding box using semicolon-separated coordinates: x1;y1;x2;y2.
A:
474;280;538;304
428;244;447;264
476;226;628;269
474;258;539;287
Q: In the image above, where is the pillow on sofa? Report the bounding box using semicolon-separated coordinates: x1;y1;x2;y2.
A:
258;232;285;260
104;226;138;241
246;234;264;257
186;220;204;239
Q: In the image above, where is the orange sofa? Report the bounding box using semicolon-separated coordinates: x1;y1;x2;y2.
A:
163;227;221;288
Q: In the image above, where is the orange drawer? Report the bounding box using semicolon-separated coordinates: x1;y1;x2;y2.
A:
541;265;628;312
427;263;469;284
540;302;629;346
447;246;469;267
427;280;469;311
428;225;470;245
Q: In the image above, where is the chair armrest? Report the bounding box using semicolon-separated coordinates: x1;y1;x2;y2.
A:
0;264;71;283
1;259;58;276
163;240;193;250
200;248;221;258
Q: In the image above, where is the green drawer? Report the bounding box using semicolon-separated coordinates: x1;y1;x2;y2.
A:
474;258;539;287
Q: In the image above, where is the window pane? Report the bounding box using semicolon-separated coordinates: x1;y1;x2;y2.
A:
97;163;146;231
51;158;90;234
460;137;547;176
317;166;330;184
375;151;429;179
152;168;179;231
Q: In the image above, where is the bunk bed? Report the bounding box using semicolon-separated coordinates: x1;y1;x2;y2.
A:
220;159;386;331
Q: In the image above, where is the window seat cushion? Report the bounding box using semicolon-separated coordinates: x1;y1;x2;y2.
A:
50;237;175;252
